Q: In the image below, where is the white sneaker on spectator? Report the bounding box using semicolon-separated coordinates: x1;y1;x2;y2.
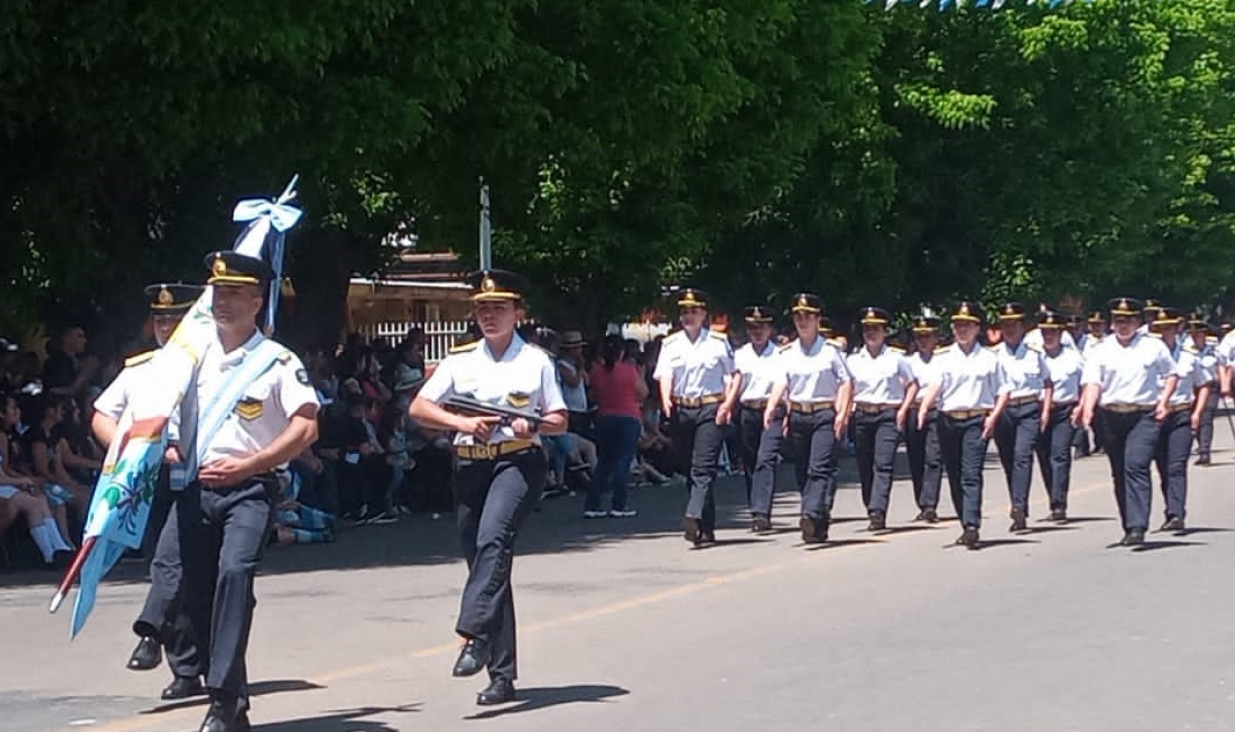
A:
582;510;608;519
609;508;637;518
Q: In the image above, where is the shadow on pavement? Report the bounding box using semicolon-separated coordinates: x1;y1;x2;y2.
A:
1131;540;1207;552
143;679;323;714
1171;527;1232;536
969;539;1040;551
804;538;885;551
463;684;629;721
254;703;422;732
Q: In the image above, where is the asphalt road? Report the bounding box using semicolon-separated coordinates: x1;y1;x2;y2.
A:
3;429;1235;732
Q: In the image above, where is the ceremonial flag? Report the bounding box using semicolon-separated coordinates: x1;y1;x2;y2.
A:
52;178;304;638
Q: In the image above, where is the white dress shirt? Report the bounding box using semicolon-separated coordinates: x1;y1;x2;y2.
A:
652;329;736;399
734;341;778;403
1042;346;1085;404
419;333;566;447
846;345;915;405
1081;333;1179;407
995;340;1051;400
933;344;1006;412
773;336;851;404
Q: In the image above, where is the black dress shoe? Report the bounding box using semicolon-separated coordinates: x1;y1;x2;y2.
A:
922;508;939;524
800;515;827;544
162;675;205;700
452;638;490;677
127;636;162;671
751;514;772;533
956;527;980;549
682;516;701;544
1160;516;1185;532
199;700;249;732
1009;508;1028;533
1195;456;1211;466
476;677;516;706
1049;508;1067;523
1120;529;1146;546
867;511;886;532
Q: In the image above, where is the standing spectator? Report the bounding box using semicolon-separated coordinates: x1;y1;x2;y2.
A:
389;337;426;415
583;335;648;518
557;331;592;439
43;324;100;400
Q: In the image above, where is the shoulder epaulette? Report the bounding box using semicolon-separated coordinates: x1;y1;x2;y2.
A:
934;345;953;354
708;329;728;340
1026;343;1043;353
889;344;907;354
986;344;1000;352
1184;344;1199;354
826;337;845;348
663;331;684;344
1207;336;1219;345
448;340;481;354
1147;332;1163;339
124;350;155;368
777;341;796;353
276;350;293;364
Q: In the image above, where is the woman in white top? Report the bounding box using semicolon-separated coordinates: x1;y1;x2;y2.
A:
918;302;1010;549
1034;310;1085;522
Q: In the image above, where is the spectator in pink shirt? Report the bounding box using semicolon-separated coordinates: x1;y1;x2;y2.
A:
583;334;648;518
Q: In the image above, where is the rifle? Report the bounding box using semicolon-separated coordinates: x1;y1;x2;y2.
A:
444;395;543;430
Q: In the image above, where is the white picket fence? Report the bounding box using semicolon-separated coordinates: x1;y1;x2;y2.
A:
356;320;471;364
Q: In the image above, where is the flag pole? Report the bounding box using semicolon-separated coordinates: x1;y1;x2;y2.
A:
479;178;492;270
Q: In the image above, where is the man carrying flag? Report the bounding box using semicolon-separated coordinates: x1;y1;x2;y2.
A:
92;282;206;700
177;251;319;732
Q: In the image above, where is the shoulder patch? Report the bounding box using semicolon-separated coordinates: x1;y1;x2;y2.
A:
276;350;293;364
448;340;481;354
124;350;155;368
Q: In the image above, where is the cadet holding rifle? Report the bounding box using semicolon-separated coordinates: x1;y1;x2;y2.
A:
408;269;567;706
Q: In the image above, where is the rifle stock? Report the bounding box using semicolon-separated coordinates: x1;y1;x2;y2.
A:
444;395;543;428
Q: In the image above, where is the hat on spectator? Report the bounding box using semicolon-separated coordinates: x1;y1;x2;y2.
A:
144;283;203;314
205;251;274;286
559;330;586;348
468;269;528;302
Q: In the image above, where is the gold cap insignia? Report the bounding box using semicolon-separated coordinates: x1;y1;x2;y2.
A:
481;276;496;293
212;256;227;278
960;304;971;316
1118;298;1129;311
157;286;173;306
1004;304;1015;315
752;307;762;319
797;296;809;308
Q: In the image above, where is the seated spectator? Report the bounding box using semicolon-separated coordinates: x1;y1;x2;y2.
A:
22;394;90;539
43;324;100;400
0;392;76;560
271;469;336;546
405;416;453;516
388;337;426;415
55;396;103;485
339;346;393;405
380;404;412;516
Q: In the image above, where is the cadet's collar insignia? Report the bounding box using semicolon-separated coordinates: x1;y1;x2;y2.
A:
212;255;228;279
506;392;531;409
157;286;173;306
481;276;497;293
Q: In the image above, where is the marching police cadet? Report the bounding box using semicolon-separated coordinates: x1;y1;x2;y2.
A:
846;307;917;530
652;288;740;546
1024;304;1076;351
1080;297;1180;546
92;282;205;701
179;252;320;732
1187;312;1220;466
917;302;1009;549
1034;309;1085;522
734;305;782;532
1079;310;1107;354
905;314;945;522
764;293;853;544
1148;307;1207;531
409;269;567;706
992;303;1053;533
